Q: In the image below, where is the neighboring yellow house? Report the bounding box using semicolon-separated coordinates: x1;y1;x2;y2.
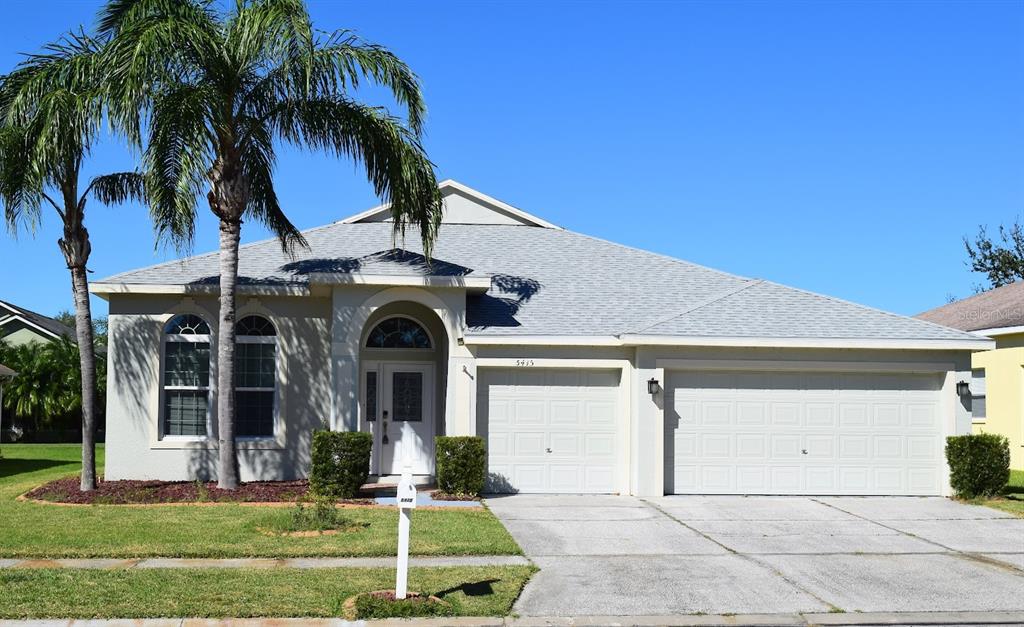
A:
918;282;1024;470
0;300;75;347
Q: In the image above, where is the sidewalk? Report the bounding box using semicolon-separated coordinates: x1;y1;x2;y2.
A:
0;556;529;569
4;611;1024;626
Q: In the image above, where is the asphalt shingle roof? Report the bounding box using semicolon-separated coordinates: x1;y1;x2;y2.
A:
0;300;75;341
100;221;979;342
916;281;1024;333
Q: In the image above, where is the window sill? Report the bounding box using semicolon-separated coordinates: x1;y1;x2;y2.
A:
151;437;212;450
971;418;987;425
236;437;285;450
150;437;285;450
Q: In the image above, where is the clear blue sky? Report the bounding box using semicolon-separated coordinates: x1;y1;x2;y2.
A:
1;0;1021;320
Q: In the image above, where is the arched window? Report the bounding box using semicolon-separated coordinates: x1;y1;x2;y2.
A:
365;316;432;349
162;314;211;437
235;315;277;438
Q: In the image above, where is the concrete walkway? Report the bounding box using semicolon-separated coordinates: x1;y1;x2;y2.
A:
0;556;529;569
5;611;1024;626
487;494;1024;618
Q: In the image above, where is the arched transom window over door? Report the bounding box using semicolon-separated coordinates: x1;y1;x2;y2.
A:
235;315;278;438
162;314;211;437
365;316;432;349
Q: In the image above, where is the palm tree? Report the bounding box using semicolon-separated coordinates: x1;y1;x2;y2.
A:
0;32;144;491
100;0;443;489
0;338;105;434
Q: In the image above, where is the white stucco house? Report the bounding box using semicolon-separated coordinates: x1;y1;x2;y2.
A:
92;180;991;497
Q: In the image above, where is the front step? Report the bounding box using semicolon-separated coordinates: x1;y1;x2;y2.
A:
361;475;435;497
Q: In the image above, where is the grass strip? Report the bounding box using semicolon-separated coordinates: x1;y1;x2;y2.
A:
0;566;537;619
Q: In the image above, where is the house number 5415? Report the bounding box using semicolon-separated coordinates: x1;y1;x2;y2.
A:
515;359;535;367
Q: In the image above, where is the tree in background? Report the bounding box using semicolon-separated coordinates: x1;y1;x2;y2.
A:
101;0;443;489
55;310;108;350
0;338;106;439
965;219;1024;291
0;32;143;490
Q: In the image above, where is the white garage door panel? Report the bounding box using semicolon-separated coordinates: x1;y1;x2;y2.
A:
666;371;944;495
481;369;620;494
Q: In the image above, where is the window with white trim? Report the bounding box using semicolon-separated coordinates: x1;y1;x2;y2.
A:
971;368;986;420
365;316;432;349
235;315;277;438
162;314;211;437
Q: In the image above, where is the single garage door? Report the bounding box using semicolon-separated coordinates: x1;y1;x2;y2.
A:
479;368;621;493
665;370;944;495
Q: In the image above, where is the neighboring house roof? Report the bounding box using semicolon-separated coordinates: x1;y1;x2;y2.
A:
94;180;986;347
916;281;1024;335
0;300;75;342
0;364;15;379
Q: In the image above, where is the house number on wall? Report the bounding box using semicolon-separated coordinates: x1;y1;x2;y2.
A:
515;359;535;367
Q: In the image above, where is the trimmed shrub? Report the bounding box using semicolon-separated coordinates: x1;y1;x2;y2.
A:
435;436;487;496
946;433;1010;499
309;431;373;499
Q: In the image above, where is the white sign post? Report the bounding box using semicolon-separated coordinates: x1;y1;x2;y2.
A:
395;464;417;600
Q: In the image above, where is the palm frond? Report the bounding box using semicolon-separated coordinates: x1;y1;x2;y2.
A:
238;117;306;254
0;125;44;235
88;171;147;206
309;30;426;135
0;29;105;127
143;82;215;249
268;95;441;254
0;29;107;234
226;0;312;76
102;0;221;147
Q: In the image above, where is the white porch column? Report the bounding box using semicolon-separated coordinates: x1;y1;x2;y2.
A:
331;351;358;431
330;286;376;432
447;355;477;436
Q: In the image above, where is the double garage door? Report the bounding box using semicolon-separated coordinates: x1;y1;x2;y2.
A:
665;370;945;495
480;368;621;494
477;366;945;496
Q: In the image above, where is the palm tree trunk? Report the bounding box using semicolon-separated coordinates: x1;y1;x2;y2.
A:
216;218;241;489
69;264;98;491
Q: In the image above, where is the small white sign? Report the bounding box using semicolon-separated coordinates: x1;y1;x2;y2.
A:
397;472;417;510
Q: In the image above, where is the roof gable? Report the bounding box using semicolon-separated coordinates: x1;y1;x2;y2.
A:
0;300;75;341
340;180;562;229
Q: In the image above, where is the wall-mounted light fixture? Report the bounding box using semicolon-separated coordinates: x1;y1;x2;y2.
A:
956;380;970;398
647;378;660;396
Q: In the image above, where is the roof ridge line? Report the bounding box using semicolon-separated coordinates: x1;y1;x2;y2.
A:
628;279;765;334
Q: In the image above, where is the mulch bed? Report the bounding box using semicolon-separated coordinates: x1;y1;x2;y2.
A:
342;590;452;620
430;491;482;502
23;477;370;505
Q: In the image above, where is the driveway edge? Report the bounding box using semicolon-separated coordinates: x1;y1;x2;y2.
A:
5;612;1024;626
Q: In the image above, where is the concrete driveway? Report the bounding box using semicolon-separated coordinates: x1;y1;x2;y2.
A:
486;494;1024;617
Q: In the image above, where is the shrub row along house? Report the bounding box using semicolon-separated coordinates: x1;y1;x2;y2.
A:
93;181;990;496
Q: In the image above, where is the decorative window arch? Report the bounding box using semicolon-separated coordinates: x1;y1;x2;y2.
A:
235;315;277;438
162;314;212;437
365;316;433;349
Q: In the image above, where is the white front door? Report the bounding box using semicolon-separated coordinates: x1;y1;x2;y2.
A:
379;362;435;475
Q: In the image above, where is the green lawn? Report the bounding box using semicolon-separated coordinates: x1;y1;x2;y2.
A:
0;444;520;558
0;566;536;618
980;469;1024;517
